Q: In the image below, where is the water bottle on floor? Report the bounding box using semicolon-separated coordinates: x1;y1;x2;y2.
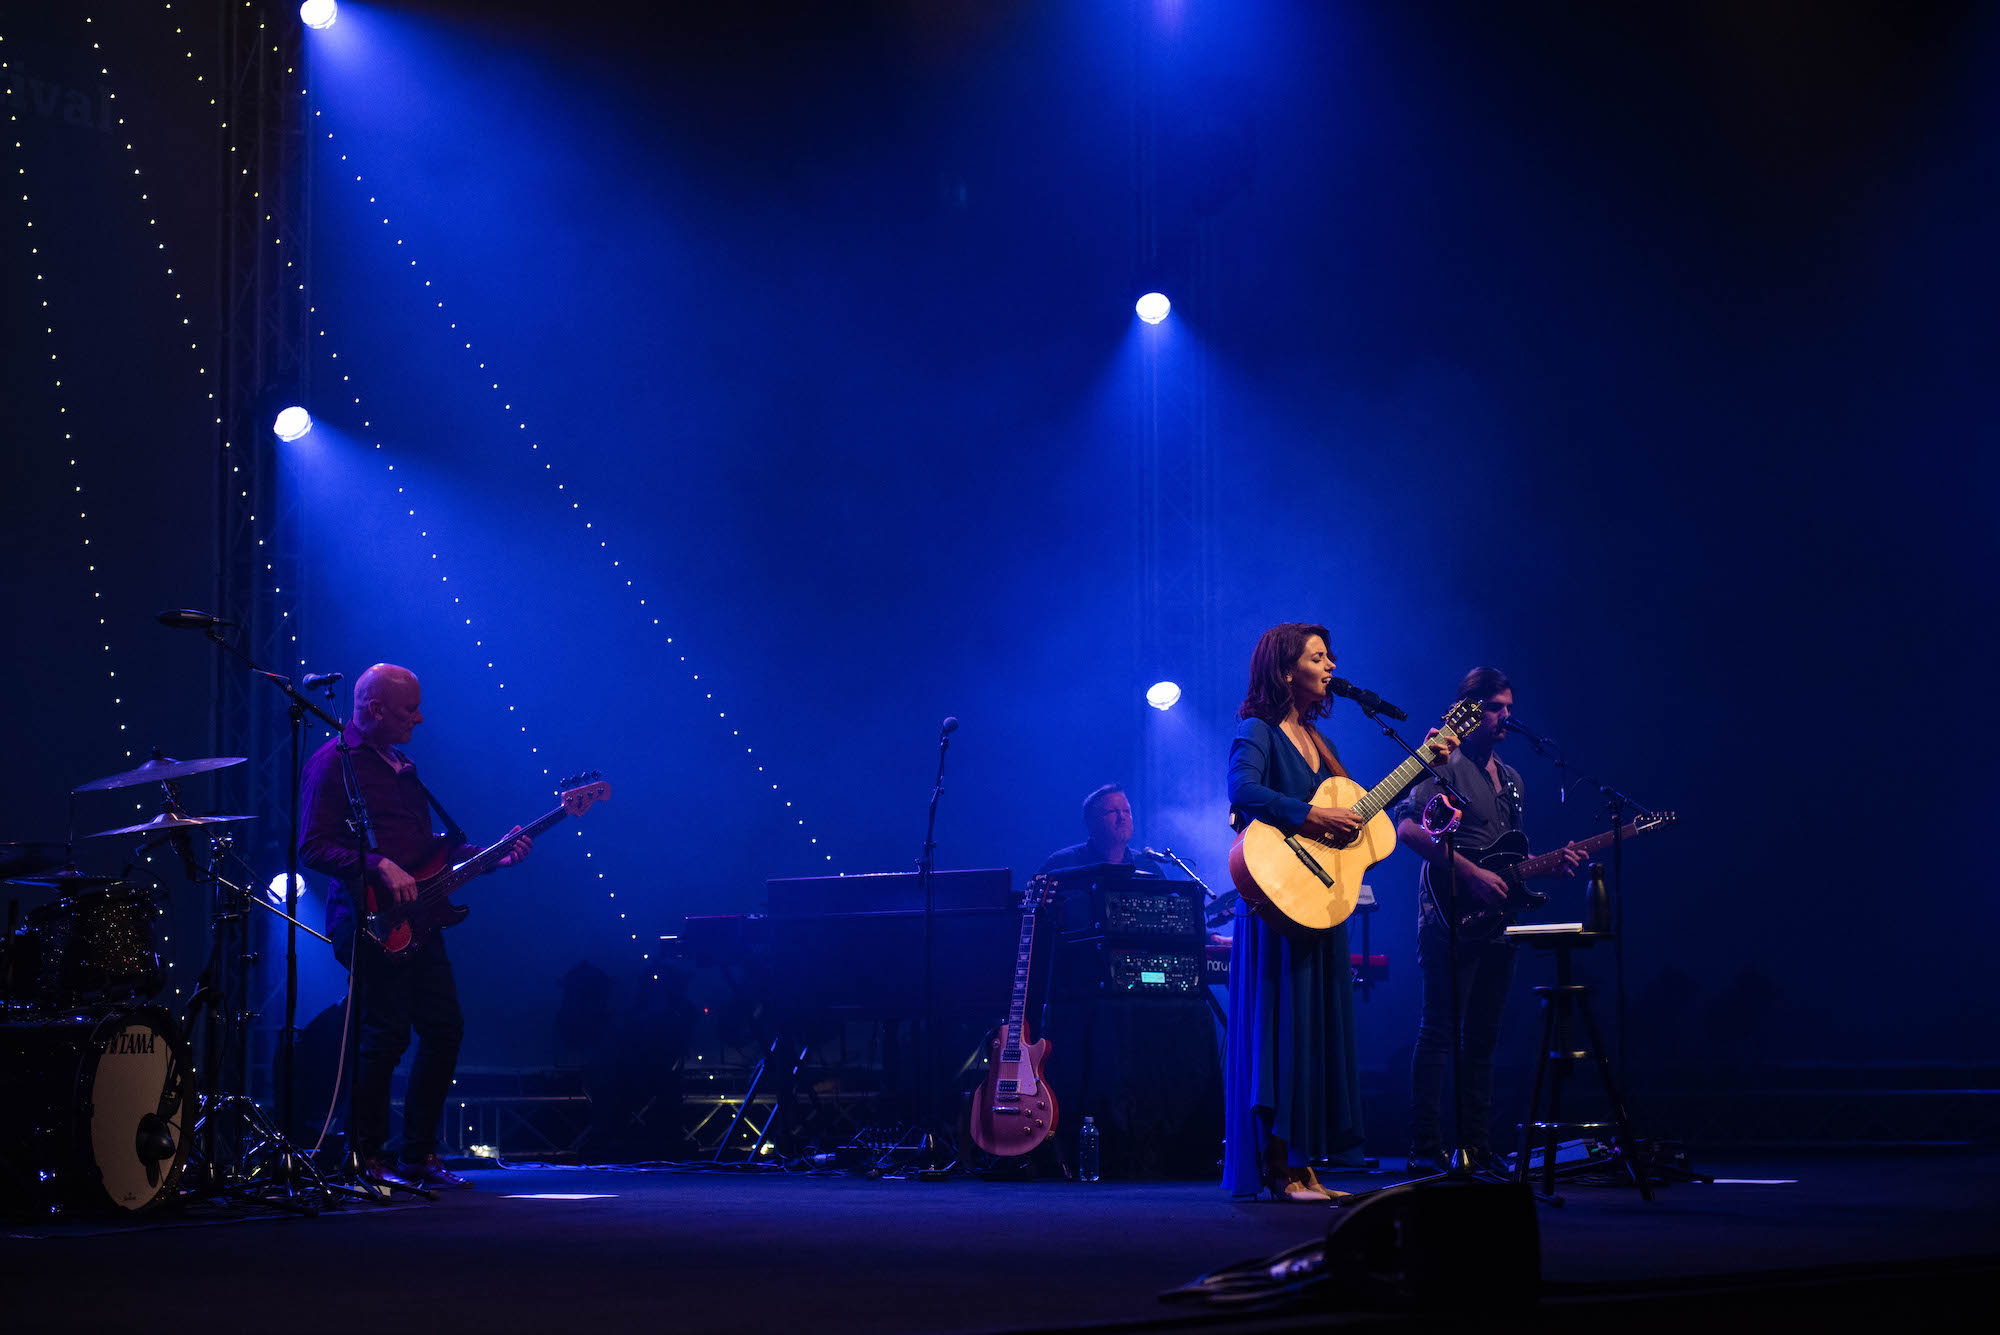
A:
1078;1116;1101;1182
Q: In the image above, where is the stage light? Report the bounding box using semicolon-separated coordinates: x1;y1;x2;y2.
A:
1146;681;1182;711
273;406;314;441
268;872;307;905
1135;292;1172;324
300;0;339;30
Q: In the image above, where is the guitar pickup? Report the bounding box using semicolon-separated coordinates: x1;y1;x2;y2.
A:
1283;834;1335;888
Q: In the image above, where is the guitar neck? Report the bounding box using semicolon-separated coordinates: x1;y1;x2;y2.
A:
427;802;571;897
1514;818;1655;879
1003;904;1037;1050
1352;746;1452;824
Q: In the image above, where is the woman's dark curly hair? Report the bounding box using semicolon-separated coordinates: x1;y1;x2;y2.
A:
1237;622;1333;726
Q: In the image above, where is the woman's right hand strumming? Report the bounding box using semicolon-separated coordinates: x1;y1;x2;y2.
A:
1302;804;1364;845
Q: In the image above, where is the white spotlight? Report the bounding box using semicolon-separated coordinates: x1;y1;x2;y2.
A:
300;0;339;30
1146;681;1182;711
1135;292;1172;325
268;872;308;905
273;406;314;441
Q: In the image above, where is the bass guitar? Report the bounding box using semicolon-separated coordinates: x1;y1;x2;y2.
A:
967;876;1059;1159
361;772;611;958
1454;811;1678;943
1229;697;1485;933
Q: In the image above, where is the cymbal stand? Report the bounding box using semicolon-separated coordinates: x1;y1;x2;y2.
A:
179;831;333;1213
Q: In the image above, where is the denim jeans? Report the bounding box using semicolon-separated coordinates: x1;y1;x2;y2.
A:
1409;931;1517;1151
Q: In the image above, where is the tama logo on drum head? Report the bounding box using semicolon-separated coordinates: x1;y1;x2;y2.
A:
108;1028;158;1056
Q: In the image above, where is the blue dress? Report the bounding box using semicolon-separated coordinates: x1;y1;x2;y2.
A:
1222;716;1365;1197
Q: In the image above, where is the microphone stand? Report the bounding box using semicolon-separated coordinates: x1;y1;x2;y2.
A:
1328;702;1528;1204
193;623;344;1150
1506;727;1653;1085
910;719;956;1177
329;736;433;1202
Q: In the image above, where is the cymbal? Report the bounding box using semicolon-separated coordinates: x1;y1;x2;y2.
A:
74;754;246;792
86;810;256;840
0;841;71;879
4;868;131;892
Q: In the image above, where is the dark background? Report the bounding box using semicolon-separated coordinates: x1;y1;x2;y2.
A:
4;0;1991;1086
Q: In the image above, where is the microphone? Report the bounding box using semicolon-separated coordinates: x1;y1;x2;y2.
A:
1327;677;1408;722
1140;846;1197;867
156;609;235;631
303;672;344;692
939;716;959;738
1502;717;1549;748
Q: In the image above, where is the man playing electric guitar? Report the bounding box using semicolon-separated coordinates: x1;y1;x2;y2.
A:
1393;667;1583;1176
299;663;532;1191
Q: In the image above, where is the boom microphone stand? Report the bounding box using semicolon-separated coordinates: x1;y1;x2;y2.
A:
1503;725;1652;1084
184;618;343;1143
1330;700;1528;1204
330;737;433;1202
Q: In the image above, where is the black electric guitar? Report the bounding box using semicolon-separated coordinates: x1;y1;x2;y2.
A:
361;772;611;958
1455;812;1676;943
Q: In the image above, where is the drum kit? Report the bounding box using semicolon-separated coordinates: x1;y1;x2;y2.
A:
2;750;336;1218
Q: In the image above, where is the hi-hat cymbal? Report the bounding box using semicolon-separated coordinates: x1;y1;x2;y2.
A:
4;868;131;891
0;841;71;879
86;810;256;840
74;754;246;792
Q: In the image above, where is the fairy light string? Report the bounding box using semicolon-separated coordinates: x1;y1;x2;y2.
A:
303;100;834;873
7;13;217;992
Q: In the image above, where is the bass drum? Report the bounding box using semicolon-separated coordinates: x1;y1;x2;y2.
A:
0;1005;191;1216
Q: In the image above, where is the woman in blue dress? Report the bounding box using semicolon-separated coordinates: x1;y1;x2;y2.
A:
1222;622;1437;1201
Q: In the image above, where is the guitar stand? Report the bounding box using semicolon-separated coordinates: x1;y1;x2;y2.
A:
1511;928;1651;1203
714;1036;808;1163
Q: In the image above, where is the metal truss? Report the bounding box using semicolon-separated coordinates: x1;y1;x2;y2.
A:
214;0;311;1105
1131;16;1217;816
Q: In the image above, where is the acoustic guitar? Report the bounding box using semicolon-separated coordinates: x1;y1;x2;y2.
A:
1228;698;1483;933
967;876;1058;1159
360;772;610;958
1453;811;1678;943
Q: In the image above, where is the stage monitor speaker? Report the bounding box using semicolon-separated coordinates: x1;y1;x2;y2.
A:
1321;1179;1539;1313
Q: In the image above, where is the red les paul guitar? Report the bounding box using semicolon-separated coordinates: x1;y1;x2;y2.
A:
968;876;1058;1158
362;772;611;958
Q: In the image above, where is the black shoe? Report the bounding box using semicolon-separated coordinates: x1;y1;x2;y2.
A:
360;1156;421;1191
399;1153;474;1189
1405;1144;1452;1176
1465;1146;1514;1177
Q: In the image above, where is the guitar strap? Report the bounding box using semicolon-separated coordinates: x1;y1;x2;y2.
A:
1307;726;1351;780
412;773;467;847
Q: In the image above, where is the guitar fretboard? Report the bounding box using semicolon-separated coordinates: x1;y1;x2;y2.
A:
1002;899;1036;1061
1351;748;1449;824
404;802;574;915
1515;816;1669;877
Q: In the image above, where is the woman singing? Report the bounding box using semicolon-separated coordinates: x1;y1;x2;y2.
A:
1222;623;1445;1201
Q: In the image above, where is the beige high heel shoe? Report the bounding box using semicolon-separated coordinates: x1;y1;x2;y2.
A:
1264;1165;1332;1202
1299;1167;1348;1202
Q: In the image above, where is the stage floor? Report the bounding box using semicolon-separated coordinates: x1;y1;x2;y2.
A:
5;1153;1997;1332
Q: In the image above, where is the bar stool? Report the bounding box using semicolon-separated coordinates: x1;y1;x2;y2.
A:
1508;925;1652;1202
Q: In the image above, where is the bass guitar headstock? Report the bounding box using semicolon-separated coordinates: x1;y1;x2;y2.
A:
558;771;611;817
